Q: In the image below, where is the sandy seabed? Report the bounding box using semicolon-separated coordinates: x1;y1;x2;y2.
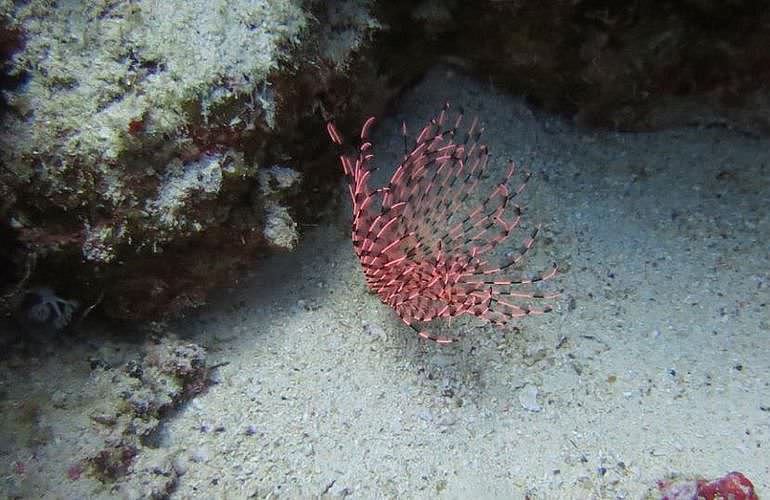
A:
1;67;768;499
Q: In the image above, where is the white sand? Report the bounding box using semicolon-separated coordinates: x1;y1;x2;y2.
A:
1;66;768;498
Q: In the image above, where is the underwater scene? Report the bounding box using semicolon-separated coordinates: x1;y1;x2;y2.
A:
0;2;768;499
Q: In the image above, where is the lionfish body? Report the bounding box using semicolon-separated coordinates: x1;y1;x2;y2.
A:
327;104;556;343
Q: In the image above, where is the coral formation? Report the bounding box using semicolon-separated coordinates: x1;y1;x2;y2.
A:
0;329;210;497
16;287;79;334
259;165;303;249
655;471;758;500
83;335;209;493
0;0;385;320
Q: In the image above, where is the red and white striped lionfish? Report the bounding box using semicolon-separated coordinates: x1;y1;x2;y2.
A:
326;104;557;344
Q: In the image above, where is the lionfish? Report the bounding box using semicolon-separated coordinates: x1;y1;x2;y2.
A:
326;104;557;343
